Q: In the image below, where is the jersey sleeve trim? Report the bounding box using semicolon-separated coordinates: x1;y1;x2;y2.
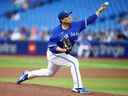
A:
85;18;87;28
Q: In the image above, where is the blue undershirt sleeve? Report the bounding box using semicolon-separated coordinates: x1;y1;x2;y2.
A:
87;14;98;25
77;14;98;32
49;46;58;53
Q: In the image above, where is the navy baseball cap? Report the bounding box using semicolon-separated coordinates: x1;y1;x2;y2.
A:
58;11;72;21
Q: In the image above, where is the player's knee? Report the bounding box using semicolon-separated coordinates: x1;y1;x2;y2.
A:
70;62;79;69
47;70;54;77
73;59;79;66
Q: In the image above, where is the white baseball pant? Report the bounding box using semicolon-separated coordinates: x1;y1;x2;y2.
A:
27;49;83;88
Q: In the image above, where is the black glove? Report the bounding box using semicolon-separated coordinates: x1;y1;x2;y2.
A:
62;36;72;54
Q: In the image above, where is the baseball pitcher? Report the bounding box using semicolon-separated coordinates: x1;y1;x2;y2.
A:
17;2;109;94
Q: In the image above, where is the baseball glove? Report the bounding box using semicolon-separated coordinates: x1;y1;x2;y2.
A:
62;36;72;54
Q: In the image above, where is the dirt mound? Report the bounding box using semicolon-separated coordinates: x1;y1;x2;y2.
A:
0;83;125;96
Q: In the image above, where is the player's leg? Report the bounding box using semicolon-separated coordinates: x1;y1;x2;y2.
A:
54;53;89;93
17;61;60;84
27;62;60;78
63;54;83;89
44;51;83;88
65;55;90;93
16;49;60;84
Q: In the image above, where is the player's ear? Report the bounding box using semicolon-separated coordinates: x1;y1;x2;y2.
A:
60;19;64;23
59;19;63;23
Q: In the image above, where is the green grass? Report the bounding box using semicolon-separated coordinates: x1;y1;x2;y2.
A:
0;56;128;69
0;56;47;68
80;59;128;69
0;77;128;95
0;56;128;95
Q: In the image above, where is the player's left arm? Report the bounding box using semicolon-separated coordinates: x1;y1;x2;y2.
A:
87;2;109;25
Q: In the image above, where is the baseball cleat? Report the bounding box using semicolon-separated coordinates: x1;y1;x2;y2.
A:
72;88;90;94
16;71;28;84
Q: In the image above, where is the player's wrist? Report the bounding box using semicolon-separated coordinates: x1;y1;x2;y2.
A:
63;48;67;52
56;47;67;53
96;2;109;16
96;7;104;16
96;11;100;16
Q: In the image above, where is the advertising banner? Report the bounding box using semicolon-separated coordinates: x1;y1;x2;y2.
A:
0;40;128;58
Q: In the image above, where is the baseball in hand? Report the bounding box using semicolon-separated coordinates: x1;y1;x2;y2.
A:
104;2;109;6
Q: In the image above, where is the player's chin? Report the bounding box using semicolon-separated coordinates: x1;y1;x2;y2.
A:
66;21;72;25
63;21;72;25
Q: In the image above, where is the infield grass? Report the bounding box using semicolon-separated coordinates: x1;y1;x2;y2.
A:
0;56;128;69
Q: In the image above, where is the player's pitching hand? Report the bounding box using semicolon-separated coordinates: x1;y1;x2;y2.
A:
96;2;109;16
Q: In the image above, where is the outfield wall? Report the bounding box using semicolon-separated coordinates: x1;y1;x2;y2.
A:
0;40;128;58
89;41;128;58
0;41;48;55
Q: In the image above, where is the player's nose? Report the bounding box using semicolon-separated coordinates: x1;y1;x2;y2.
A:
68;16;72;21
68;16;72;19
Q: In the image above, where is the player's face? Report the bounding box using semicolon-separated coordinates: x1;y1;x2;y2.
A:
61;16;72;24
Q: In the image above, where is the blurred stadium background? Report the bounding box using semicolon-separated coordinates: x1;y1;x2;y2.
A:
0;0;128;57
0;0;128;95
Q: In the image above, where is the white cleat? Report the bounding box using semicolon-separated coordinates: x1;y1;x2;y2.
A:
72;88;90;94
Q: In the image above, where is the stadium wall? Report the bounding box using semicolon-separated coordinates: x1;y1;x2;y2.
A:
0;41;128;58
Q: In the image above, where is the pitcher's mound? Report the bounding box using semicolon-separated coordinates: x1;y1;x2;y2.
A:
0;83;124;96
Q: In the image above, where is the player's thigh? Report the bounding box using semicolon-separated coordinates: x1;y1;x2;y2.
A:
49;55;68;66
47;49;79;67
66;54;79;66
47;61;60;74
53;54;79;67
